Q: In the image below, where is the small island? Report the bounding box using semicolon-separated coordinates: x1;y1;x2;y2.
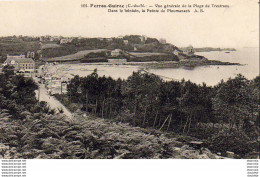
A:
192;47;236;52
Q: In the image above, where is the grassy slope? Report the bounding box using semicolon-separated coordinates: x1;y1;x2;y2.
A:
45;49;108;62
0;107;224;159
72;111;223;159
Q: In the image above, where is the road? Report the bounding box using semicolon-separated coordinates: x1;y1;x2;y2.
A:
34;66;73;120
35;84;73;119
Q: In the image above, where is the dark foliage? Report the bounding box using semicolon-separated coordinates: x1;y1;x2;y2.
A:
63;70;259;157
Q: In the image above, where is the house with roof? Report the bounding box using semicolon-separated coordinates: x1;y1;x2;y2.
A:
123;40;129;45
182;45;195;56
106;38;113;42
3;57;35;73
50;36;61;42
139;35;147;43
111;49;123;57
60;38;73;44
173;49;183;56
159;38;167;44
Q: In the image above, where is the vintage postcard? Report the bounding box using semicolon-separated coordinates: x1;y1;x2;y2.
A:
0;0;259;176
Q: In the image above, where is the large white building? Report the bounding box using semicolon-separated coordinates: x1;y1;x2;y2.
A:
111;49;122;57
3;56;35;73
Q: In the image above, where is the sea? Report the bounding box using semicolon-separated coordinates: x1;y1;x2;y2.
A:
149;47;259;86
56;47;259;87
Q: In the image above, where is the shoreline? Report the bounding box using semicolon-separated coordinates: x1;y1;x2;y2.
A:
45;59;242;69
126;60;241;69
65;59;242;70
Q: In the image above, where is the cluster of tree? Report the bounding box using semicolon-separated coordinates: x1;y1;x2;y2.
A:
0;36;40;42
122;35;144;44
64;70;259;157
128;54;179;62
84;51;108;58
70;38;109;49
0;37;41;62
41;45;78;58
70;37;134;51
122;35;159;44
41;38;127;58
0;65;55;117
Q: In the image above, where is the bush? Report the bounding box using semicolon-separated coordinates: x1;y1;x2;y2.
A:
209;129;255;157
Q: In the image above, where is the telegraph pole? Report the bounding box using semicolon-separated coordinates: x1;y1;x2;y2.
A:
38;84;40;101
61;81;62;94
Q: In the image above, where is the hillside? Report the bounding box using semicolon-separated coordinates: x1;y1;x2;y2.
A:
45;49;108;62
73;112;226;159
0;67;223;159
0;36;41;62
0;111;224;159
41;35;179;59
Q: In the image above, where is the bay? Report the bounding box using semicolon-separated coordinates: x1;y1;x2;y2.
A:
53;48;259;87
149;47;259;86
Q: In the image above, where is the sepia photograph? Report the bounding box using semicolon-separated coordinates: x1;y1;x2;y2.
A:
0;0;259;172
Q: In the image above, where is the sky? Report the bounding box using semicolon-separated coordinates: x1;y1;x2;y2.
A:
0;0;259;48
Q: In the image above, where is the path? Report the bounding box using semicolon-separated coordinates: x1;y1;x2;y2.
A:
35;84;73;119
34;66;73;120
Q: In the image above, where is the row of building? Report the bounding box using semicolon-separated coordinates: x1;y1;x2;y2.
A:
39;35;75;44
39;35;168;46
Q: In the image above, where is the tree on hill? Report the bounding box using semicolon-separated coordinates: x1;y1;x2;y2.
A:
2;65;15;76
212;74;258;132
